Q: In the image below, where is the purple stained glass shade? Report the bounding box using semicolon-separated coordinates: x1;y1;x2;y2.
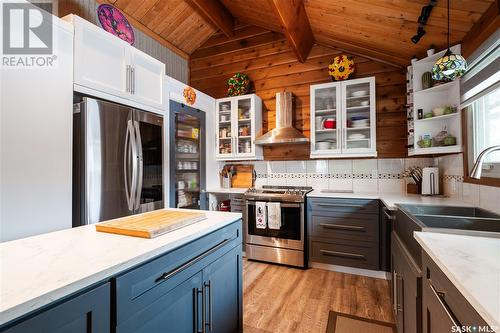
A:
97;4;135;45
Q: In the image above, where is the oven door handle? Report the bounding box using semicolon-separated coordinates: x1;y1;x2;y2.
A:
245;201;301;208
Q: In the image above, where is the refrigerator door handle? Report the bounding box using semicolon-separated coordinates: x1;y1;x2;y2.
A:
134;118;143;212
124;119;138;211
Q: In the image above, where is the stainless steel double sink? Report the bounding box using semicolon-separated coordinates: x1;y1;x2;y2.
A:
394;204;500;265
398;204;500;234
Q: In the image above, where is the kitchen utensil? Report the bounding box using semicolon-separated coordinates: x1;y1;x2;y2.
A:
351;90;368;97
95;210;207;238
315;117;324;129
316;141;332;150
432;107;445;117
418;138;432;148
230;164;254;188
322;118;336;129
422;71;433;89
443;135;457;146
348;133;367;140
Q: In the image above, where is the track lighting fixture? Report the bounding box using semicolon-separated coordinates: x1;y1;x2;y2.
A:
411;0;437;44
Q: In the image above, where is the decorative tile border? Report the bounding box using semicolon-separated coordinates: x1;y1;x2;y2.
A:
442;174;464;182
256;173;403;180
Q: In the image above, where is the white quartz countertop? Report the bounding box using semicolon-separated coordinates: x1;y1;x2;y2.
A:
0;209;242;326
414;232;500;329
206;188;248;194
307;190;468;210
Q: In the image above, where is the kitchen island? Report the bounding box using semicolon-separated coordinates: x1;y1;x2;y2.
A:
0;209;243;333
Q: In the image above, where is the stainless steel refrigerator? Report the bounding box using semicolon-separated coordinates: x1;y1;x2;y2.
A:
73;96;164;227
169;101;206;210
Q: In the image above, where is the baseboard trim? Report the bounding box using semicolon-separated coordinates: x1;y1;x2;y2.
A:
310;262;390;280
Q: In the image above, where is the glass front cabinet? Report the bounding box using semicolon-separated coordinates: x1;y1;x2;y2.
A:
215;94;263;160
310;77;377;158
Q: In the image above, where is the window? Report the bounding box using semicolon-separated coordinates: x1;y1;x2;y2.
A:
466;87;500;179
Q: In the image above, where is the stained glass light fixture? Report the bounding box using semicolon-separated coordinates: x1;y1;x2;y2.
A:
432;0;467;81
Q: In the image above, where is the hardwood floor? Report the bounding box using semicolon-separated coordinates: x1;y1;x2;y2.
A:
243;259;394;333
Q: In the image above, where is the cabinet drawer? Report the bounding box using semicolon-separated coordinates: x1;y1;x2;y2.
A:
422;252;489;330
3;283;110;333
310;239;379;270
114;221;241;324
308;198;379;215
309;215;379;242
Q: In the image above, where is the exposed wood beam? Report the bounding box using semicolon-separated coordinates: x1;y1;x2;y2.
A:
315;36;406;69
188;0;235;38
268;0;314;63
461;1;500;58
95;0;189;60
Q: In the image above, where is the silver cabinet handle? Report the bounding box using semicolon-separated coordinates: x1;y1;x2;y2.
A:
319;223;365;231
429;283;461;328
317;203;366;208
131;67;135;94
396;273;403;312
320;249;366;260
133;120;143;211
204;281;213;331
126;65;131;92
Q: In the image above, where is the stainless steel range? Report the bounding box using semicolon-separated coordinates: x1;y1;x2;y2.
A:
244;185;312;268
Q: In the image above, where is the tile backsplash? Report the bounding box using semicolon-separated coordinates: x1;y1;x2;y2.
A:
435;154;500;212
220;158;434;194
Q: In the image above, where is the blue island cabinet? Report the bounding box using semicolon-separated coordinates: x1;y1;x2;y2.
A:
2;283;110;333
115;221;243;333
1;221;243;333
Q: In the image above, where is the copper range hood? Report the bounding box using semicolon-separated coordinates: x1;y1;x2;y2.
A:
254;92;309;145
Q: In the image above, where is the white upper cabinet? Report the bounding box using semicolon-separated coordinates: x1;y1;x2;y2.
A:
65;15;164;110
128;47;164;108
215;94;263;161
310;77;377;158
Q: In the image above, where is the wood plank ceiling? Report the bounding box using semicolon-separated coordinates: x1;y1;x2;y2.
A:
108;0;496;65
107;0;218;54
222;0;496;64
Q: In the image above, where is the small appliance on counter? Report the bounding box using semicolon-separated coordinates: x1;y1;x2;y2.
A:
421;167;440;195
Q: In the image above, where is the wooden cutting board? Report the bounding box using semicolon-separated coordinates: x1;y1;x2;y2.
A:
95;209;207;239
231;164;254;188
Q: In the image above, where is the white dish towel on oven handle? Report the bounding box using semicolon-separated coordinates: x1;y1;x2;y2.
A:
255;201;267;229
267;202;281;230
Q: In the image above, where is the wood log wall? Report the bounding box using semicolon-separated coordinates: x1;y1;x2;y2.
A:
190;25;408;160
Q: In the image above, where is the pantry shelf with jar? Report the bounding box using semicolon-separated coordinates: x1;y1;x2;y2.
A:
215;94;263;161
310;77;377;158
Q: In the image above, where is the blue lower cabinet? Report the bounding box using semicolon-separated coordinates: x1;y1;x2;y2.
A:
116;272;203;333
202;244;243;333
2;283;110;333
2;221;243;333
116;244;243;333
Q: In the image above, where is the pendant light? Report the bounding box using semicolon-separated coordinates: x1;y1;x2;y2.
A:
431;0;467;81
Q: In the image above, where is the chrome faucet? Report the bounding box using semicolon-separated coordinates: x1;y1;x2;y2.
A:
470;145;500;179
